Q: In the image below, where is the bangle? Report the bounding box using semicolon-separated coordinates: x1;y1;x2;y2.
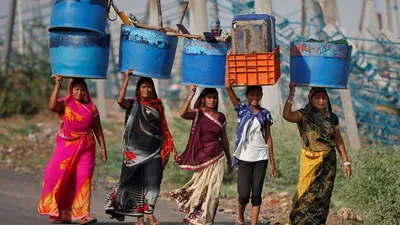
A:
286;100;293;105
101;149;107;152
270;159;275;161
344;162;351;166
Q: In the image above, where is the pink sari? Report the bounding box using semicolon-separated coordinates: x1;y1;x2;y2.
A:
38;84;97;221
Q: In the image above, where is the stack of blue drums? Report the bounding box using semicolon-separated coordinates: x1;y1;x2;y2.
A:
49;0;110;79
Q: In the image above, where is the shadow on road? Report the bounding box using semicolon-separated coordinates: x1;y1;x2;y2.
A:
96;223;238;225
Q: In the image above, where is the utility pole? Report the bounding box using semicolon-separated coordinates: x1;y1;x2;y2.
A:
31;0;40;54
301;0;306;37
96;79;107;120
356;0;367;48
148;0;160;95
385;0;393;31
106;23;122;111
1;0;17;75
394;0;400;37
208;0;226;112
17;0;24;55
321;0;362;150
189;0;208;34
210;0;219;21
393;0;400;37
254;0;282;117
94;10;111;120
188;0;209;108
147;0;173;115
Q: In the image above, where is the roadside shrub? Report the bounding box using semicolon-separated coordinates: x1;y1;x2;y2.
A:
0;50;53;117
334;144;400;224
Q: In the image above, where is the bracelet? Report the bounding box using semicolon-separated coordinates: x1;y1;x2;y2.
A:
101;149;107;152
289;93;294;96
270;159;275;162
344;162;351;166
286;100;293;105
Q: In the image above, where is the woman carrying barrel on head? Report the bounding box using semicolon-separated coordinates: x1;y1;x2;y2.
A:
225;78;277;225
104;69;176;225
38;75;107;225
282;82;351;225
169;84;233;225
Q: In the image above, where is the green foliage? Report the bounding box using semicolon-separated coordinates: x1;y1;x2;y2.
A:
9;124;39;135
0;50;52;117
266;120;301;191
333;144;400;225
162;116;195;186
0;133;12;146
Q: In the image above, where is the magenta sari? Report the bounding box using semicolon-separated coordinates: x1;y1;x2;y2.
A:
38;85;98;221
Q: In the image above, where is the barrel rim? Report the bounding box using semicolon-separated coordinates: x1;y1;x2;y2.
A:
120;24;175;38
291;82;348;89
290;41;352;48
181;82;225;88
118;67;172;79
52;0;109;9
51;74;108;79
49;30;110;36
48;26;107;34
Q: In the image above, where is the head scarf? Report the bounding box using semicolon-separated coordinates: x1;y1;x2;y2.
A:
69;78;92;103
193;88;219;111
135;77;158;100
300;87;336;148
308;87;332;113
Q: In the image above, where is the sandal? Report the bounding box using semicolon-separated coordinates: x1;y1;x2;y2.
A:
49;216;61;223
80;216;97;225
49;216;71;224
145;215;160;225
235;216;244;225
105;209;125;221
135;216;145;225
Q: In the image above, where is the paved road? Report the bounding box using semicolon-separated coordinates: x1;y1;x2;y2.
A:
0;170;237;225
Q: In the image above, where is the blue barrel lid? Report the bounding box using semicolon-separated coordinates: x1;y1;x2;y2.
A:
232;13;274;23
290;41;352;60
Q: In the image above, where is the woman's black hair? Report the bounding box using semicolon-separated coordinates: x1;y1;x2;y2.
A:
245;85;262;96
71;78;87;87
197;88;219;110
135;77;158;98
309;87;332;113
200;88;218;98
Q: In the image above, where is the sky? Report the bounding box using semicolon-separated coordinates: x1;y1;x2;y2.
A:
0;0;395;39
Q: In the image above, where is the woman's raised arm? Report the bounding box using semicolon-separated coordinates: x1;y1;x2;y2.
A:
179;84;197;120
117;69;133;110
48;75;64;113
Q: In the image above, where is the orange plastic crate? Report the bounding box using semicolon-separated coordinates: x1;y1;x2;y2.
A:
227;46;281;86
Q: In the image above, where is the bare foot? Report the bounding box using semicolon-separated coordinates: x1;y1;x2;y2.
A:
235;216;244;225
135;216;144;225
145;215;160;225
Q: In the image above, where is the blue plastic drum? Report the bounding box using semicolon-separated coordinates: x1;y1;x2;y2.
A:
290;41;353;88
119;25;178;79
182;39;231;88
49;31;110;79
49;0;108;33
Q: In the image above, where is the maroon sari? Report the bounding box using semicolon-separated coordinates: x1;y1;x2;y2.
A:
177;108;227;171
